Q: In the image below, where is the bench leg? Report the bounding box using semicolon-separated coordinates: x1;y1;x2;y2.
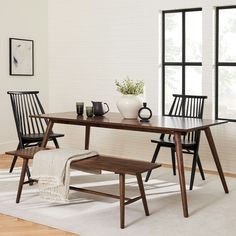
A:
16;158;28;203
119;173;125;229
136;174;149;216
9;155;18;173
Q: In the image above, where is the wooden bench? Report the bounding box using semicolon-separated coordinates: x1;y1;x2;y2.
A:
6;147;161;228
71;155;161;228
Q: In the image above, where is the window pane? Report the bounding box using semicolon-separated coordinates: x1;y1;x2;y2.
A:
219;8;236;62
165;66;182;113
165;13;182;62
185;66;202;95
186;11;202;62
218;66;236;119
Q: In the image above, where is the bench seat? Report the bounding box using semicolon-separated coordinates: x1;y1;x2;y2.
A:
6;147;161;228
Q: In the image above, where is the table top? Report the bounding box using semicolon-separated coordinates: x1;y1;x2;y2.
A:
36;112;228;134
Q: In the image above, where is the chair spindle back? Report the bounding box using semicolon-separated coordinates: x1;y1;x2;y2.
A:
8;91;47;136
166;94;207;142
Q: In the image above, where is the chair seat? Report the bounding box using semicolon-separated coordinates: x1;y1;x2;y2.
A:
151;137;196;148
22;133;64;142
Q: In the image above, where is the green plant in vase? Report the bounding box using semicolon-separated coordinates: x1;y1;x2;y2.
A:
115;78;144;95
115;77;144;119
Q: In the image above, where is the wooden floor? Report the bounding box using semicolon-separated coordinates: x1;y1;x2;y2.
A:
0;155;78;236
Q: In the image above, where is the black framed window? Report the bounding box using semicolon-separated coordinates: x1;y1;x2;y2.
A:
215;6;236;121
162;8;202;115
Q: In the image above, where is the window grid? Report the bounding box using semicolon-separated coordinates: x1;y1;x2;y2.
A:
162;8;202;115
215;5;236;121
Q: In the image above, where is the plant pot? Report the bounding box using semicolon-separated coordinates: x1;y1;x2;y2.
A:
116;95;142;119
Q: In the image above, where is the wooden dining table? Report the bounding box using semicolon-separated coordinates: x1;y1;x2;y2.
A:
37;111;229;217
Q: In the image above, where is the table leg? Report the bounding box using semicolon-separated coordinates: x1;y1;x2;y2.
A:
204;127;229;193
85;126;90;150
119;173;125;229
174;132;189;217
41;120;54;148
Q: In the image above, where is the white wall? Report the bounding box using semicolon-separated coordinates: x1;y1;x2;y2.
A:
48;0;236;173
0;0;48;152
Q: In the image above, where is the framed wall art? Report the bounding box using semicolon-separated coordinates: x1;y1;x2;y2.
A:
9;38;34;76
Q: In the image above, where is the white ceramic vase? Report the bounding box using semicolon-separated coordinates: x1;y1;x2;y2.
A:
116;95;142;119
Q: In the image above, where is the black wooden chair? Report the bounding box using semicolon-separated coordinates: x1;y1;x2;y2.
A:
7;91;64;173
145;94;207;190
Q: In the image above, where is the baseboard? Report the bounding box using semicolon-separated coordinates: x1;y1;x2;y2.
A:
161;163;236;178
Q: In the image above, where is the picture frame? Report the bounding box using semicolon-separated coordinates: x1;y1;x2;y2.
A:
9;38;34;76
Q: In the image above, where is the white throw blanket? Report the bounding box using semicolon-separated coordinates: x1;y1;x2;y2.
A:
31;148;98;202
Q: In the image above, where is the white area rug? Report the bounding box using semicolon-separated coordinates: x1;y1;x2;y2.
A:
0;167;236;236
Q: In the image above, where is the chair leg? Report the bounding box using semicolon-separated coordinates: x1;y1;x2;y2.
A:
189;152;198;190
190;154;205;190
197;155;205;180
145;145;161;182
26;165;32;185
52;138;60;148
9;143;21;173
171;148;176;176
16;158;28;203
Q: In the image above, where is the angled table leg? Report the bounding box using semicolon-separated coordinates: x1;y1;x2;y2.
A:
174;132;189;217
41;120;54;148
85;126;90;150
119;173;125;229
204;127;229;193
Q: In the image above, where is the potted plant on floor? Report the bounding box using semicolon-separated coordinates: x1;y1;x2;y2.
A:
115;77;144;119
